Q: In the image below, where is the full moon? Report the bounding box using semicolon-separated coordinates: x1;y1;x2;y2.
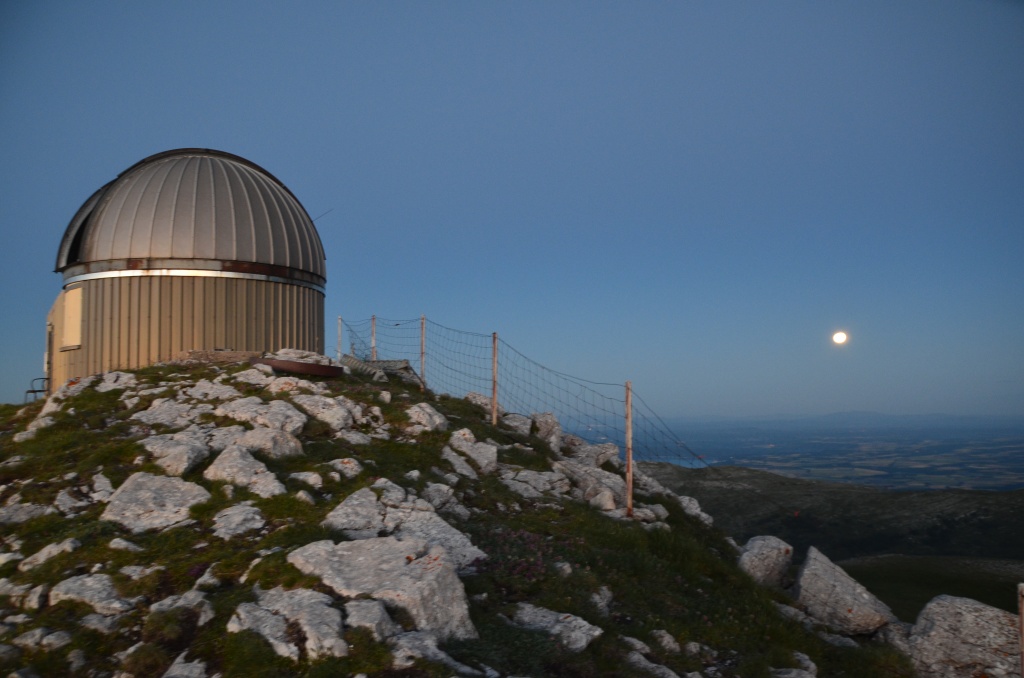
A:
832;331;848;344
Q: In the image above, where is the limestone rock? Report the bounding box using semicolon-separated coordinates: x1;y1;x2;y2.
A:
0;503;57;524
256;586;348;659
322;487;384;538
214;397;307;435
553;459;626;509
266;376;328;395
109;538;143;552
162;651;211;678
406;402;448;432
511;602;603;652
322;485;485;570
91;473;115;502
49;574;138;615
291;394;354;431
151;589;215;626
180;379;242;401
287;536;477;641
908;594;1020;678
465;392;503;416
131;398;211;430
236;427;303;459
651;629;681;654
102;473;211;533
227;602;298;660
203;446;286;498
531;412;562;453
738;535;793;588
625;651;681;678
793;547;895;635
229;368;274;387
386;505;487;572
0;578;32;608
442;446;478;480
671;493;714;526
326;458;364;479
289;471;322;489
389;631;482;675
563;441;620;467
18;538;80;572
54;488;91;514
344;599;402;641
501;413;532;436
95;371;138;393
212;504;266;539
207;425;247;451
336;430;372;445
448;429;498;474
141;426;211;476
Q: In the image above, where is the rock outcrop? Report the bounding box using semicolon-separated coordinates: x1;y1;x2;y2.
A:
906;595;1020;678
287;536;477;641
793;546;896;635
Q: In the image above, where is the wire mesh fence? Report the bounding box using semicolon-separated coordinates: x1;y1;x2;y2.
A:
340;316;706;469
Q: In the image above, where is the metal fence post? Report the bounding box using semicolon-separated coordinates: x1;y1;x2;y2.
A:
371;315;377;361
625;380;634;518
491;332;499;427
420;315;426;391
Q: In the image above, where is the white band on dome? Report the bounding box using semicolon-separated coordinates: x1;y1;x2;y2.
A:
63;268;325;294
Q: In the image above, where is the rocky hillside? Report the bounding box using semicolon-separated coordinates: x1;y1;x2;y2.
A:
0;352;976;677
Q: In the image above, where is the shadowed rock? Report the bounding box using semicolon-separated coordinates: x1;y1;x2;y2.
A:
793;547;895;635
738;535;793;588
907;595;1020;678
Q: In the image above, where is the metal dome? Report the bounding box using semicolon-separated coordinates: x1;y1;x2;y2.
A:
56;149;326;287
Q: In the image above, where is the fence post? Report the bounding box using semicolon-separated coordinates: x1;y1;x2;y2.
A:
420;315;426;391
625;380;634;518
371;315;377;361
491;332;499;427
1018;583;1023;678
337;316;342;362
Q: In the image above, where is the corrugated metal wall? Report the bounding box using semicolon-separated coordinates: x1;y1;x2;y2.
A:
47;276;324;390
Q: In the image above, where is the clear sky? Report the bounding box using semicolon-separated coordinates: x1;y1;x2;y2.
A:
1;1;1022;418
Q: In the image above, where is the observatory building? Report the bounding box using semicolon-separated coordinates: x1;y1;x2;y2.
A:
46;148;326;392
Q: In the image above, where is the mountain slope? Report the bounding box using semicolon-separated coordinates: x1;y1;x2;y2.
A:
0;358;912;677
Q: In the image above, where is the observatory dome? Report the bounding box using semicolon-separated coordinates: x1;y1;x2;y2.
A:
56;148;326;287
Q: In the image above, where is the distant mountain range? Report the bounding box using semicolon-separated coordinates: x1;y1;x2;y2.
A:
666;411;1024;431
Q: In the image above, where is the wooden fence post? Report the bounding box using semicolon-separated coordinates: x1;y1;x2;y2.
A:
371;315;377;361
420;315;426;391
491;332;499;427
625;380;634;518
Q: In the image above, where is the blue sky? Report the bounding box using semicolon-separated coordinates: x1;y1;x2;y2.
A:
1;1;1022;418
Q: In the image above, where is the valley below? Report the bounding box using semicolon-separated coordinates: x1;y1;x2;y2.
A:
641;457;1024;620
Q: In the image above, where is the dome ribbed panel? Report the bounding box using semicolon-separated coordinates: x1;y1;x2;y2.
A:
57;149;326;280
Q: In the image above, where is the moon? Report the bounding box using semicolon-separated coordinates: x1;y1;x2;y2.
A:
832;331;848;345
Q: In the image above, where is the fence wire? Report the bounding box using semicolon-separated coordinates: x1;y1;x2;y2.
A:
341;317;705;469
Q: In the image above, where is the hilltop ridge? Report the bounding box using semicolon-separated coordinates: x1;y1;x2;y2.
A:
0;354;945;676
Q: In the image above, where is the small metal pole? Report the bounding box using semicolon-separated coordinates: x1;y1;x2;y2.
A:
420;315;426;391
625;380;634;518
1018;583;1023;678
491;332;499;427
371;315;377;361
337;316;342;362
